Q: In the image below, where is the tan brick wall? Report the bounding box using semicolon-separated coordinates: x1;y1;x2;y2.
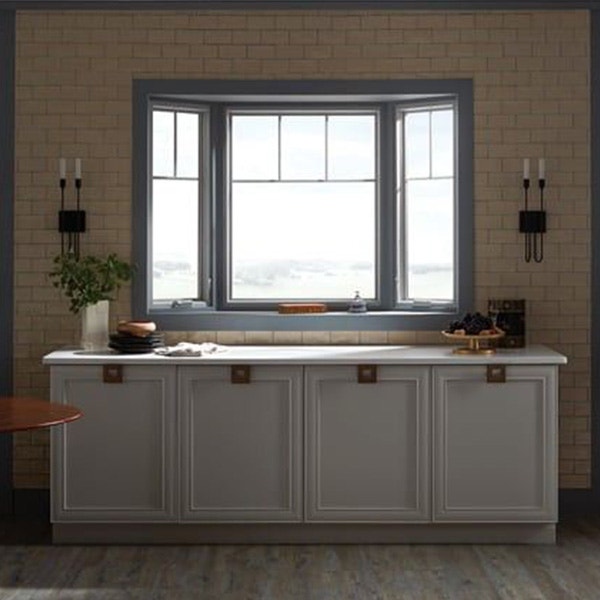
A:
14;9;590;488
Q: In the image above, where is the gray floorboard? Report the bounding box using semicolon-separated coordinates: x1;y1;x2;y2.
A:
0;519;600;599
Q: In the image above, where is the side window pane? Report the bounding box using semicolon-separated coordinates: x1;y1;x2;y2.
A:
176;112;199;178
280;116;325;180
404;179;454;301
328;115;375;180
230;181;376;300
431;109;453;178
231;115;278;180
400;106;456;304
406;179;454;300
404;112;430;179
153;110;174;177
152;179;198;300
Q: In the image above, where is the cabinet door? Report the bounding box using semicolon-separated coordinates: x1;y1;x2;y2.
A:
433;365;557;522
50;365;177;522
306;365;430;522
179;365;302;522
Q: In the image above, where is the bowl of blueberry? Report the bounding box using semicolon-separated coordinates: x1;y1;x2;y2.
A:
442;312;504;355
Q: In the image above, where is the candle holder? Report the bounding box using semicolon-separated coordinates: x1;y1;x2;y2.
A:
519;175;546;263
58;160;85;258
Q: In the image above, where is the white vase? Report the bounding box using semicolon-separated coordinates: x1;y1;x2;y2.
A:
81;300;109;351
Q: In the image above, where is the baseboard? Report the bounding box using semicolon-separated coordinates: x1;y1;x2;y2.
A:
12;489;49;519
0;433;12;516
53;523;556;545
0;488;12;516
559;489;599;517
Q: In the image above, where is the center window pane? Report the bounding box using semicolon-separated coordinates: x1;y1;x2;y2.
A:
230;182;376;300
281;116;325;180
231;115;279;181
328;115;376;180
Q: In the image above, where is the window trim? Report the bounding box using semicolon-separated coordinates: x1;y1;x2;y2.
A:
132;79;473;331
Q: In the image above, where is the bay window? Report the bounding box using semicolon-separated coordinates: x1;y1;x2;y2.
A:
133;80;473;330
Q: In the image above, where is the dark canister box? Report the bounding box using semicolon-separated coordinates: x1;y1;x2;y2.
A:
488;299;526;348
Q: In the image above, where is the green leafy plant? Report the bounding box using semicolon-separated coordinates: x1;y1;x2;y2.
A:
50;252;134;314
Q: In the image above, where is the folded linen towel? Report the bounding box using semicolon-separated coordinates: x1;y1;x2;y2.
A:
154;342;229;357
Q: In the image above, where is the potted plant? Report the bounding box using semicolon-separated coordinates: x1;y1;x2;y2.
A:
50;252;134;350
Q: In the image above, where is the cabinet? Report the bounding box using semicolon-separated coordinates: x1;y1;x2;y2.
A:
178;365;302;522
50;365;176;522
45;346;564;542
305;365;430;522
433;365;557;522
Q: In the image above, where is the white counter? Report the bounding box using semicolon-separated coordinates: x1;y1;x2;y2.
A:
43;344;567;366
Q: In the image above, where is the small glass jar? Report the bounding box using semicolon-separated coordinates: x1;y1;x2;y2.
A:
348;291;367;313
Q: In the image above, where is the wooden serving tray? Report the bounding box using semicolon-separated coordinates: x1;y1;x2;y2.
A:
278;303;328;314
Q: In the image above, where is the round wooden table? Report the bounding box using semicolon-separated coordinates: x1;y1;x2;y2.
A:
0;396;82;433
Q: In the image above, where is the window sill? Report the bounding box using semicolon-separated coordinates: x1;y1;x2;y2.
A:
145;308;461;332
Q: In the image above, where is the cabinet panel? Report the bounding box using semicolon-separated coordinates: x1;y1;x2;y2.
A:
51;365;176;522
179;365;302;522
433;365;557;522
306;365;430;522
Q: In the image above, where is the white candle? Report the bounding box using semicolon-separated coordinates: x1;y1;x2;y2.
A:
538;158;546;180
59;158;66;179
523;158;530;180
75;158;82;180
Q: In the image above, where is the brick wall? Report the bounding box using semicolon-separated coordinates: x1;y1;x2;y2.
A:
13;9;590;488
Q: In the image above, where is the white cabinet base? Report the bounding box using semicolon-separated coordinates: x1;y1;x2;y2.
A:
53;522;555;545
45;346;565;544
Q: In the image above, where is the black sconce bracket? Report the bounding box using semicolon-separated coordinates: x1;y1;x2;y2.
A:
520;162;546;263
519;210;546;234
58;161;84;258
58;209;86;233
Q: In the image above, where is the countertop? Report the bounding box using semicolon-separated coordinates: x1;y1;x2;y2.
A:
43;345;568;366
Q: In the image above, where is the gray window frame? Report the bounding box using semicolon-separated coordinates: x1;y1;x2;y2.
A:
223;104;382;310
149;100;211;307
396;99;458;309
132;79;473;331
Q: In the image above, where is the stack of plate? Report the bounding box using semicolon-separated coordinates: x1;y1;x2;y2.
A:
109;332;165;354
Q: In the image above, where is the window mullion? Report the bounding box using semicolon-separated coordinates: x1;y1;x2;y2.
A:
214;104;228;309
378;103;396;310
173;111;178;178
397;108;408;305
428;110;433;179
325;115;329;181
277;115;282;181
198;111;209;303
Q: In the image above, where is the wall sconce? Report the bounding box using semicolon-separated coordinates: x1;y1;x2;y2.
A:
519;158;546;263
58;158;86;258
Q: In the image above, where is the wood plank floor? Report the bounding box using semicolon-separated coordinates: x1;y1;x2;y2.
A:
0;519;599;599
